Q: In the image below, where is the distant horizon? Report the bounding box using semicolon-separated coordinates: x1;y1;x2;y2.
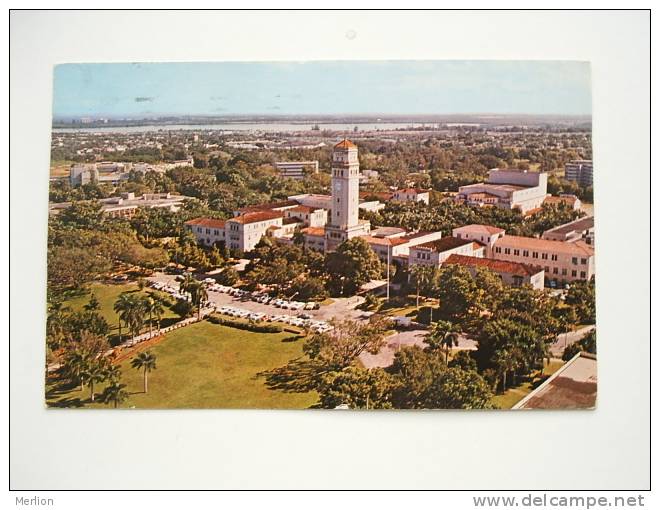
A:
53;112;593;121
53;61;592;118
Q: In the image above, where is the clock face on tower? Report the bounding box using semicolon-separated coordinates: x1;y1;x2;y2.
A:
334;182;342;191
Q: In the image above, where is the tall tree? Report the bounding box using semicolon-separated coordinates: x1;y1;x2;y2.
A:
100;381;129;409
325;237;382;296
131;351;157;393
425;320;461;364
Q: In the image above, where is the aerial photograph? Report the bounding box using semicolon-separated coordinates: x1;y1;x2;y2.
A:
45;60;596;410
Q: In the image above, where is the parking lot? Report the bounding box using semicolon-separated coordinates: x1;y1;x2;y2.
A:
147;272;476;368
147;272;372;332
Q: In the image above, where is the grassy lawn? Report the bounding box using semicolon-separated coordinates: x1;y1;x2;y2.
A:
491;359;566;409
63;282;180;337
46;321;318;409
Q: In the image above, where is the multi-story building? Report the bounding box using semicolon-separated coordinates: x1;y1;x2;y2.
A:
455;169;548;213
408;237;485;267
69;164;99;186
452;224;506;256
184;217;227;246
542;216;595;246
363;230;444;265
49;192;188;219
224;211;285;252
274;161;319;180
491;234;594;285
564;160;593;187
283;205;327;228
186;211;285;252
444;254;545;290
543;194;582;211
324;139;371;251
392;188;431;205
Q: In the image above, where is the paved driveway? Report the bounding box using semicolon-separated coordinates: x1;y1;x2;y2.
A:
550;325;596;357
359;330;477;369
147;273;367;323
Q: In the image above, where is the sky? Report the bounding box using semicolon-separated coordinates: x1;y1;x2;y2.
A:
52;61;592;118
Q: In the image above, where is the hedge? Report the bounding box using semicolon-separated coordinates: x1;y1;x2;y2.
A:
207;314;283;333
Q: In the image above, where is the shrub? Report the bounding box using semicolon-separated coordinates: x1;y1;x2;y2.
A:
173;299;193;318
207;314;283;333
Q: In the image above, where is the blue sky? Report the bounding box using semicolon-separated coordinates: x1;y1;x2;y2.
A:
52;61;591;117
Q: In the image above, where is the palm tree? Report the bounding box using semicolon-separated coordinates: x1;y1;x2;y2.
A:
194;283;208;320
179;272;197;302
145;294;166;335
493;349;515;392
118;294;146;341
82;362;107;402
46;301;71;350
84;294;100;311
113;293;134;343
100;381;129;409
425;320;461;364
142;296;156;338
104;363;122;384
131;351;157;393
63;350;90;391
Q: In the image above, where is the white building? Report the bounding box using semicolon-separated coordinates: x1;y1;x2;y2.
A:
392;188;431;205
564;160;593;187
455;169;549;213
274;161;319;180
324;140;371;251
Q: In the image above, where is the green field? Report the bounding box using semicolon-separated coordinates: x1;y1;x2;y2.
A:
63;282;180;337
47;320;318;409
491;359;565;409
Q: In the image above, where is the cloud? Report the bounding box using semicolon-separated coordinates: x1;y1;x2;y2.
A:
134;96;154;103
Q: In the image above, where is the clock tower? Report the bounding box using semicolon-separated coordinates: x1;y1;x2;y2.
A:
325;139;370;251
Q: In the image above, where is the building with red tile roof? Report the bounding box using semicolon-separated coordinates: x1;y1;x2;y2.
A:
444;254;545;289
408;236;484;267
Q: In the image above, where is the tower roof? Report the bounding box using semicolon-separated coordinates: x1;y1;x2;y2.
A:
334;139;357;149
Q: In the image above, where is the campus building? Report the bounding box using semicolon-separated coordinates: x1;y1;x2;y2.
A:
444;254;545;290
408;237;485;267
452;224;506;257
392;188;431;205
542;216;595;245
491;234;595;284
324;139;372;251
274;160;319;180
49;192;188;219
564;160;593;187
455;169;548;213
513;352;597;410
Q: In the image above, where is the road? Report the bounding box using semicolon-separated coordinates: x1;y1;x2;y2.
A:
360;330;477;369
550;325;596;357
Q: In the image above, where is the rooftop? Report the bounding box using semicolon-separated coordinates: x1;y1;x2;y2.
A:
395;188;431;194
370;226;407;238
543;216;595;236
334;139;357;149
543;195;580;206
362;235;410;247
513;352;597;410
301;227;326;237
494;235;595;257
236;199;299;214
228;210;284;225
185;217;227;229
454;224;506;236
445;254;544;277
416;237;474;252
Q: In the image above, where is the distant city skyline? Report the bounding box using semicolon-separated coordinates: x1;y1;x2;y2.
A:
53;61;592;117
